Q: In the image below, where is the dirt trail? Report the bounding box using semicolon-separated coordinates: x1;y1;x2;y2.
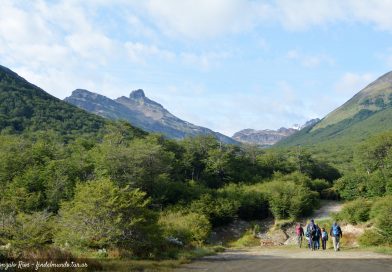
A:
175;201;392;272
312;200;343;220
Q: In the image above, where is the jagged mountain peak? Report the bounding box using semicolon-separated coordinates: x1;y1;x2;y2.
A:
130;89;146;100
65;89;238;144
117;89;164;109
71;89;97;97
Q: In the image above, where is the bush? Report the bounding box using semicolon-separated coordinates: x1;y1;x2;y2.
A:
372;197;392;244
336;199;372;224
218;184;269;220
55;179;164;258
190;194;240;227
0;211;53;252
358;229;385;247
263;180;318;219
320;187;339;200
159;211;211;246
369;195;392;219
309;179;330;193
334;173;367;200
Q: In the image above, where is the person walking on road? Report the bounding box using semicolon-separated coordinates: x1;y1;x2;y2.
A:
306;219;316;251
314;224;321;250
295;223;304;248
321;227;328;250
330;222;343;251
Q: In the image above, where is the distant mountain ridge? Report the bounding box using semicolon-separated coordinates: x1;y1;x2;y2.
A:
276;70;392;149
65;89;238;144
232;127;297;147
232;118;320;146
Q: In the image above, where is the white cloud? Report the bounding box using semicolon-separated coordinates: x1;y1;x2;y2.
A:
286;50;335;68
274;0;347;30
144;0;271;39
349;0;392;32
334;72;375;93
119;0;392;40
273;0;392;32
180;51;230;70
125;42;175;64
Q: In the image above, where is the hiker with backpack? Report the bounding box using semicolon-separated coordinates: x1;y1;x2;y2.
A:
295;223;304;248
306;219;316;251
314;224;321;250
330;222;343;251
321;227;328;250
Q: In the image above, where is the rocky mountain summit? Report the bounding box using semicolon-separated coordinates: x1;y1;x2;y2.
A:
232;118;320;147
65;89;238;144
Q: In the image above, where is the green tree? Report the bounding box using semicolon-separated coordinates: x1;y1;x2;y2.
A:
93;135;174;196
55;179;163;257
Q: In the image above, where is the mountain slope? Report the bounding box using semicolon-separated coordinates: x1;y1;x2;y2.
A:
65;89;238;144
0;65;106;135
312;71;392;131
275;72;392;167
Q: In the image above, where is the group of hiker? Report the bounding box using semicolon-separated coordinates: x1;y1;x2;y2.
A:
295;219;343;251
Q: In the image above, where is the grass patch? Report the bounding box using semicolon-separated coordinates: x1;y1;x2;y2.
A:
229;230;260;248
274;219;294;230
372;246;392;255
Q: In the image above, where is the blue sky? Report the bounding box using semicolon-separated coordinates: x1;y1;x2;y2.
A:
1;0;392;136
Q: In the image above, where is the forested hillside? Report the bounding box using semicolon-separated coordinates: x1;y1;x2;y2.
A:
0;65;106;135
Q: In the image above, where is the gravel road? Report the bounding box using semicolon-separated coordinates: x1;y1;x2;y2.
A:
175;248;392;272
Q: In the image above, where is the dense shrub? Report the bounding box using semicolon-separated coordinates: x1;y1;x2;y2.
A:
0;211;53;252
262;180;318;219
335;199;372;224
159;211;211;246
55;179;163;258
371;196;392;244
190;194;240;227
370;196;392;219
218;184;269;220
358;229;385;246
365;171;387;197
320;187;340;200
334;173;367;200
309;179;331;194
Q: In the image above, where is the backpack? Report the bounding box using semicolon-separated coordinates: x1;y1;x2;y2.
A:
315;227;321;238
332;225;340;236
307;223;316;237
